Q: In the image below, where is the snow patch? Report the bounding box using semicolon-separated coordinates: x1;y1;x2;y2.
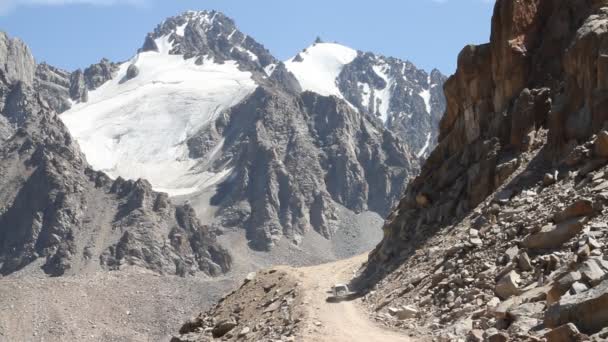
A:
358;82;371;108
285;43;357;98
417;133;432;158
175;23;187;37
372;64;392;123
419;88;431;115
61;34;257;196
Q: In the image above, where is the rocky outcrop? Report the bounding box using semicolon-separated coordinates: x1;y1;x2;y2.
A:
34;63;72;113
0;32;35;86
0;32;230;277
33;58;118;110
355;0;608;340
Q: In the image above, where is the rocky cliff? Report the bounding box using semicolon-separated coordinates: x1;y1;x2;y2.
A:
356;1;608;340
0;32;231;277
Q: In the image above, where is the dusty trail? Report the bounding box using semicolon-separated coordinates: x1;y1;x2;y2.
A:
298;254;411;342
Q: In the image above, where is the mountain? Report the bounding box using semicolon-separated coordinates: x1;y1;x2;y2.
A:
40;10;446;252
0;32;230;277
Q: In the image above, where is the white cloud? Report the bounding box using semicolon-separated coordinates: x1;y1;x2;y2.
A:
0;0;146;14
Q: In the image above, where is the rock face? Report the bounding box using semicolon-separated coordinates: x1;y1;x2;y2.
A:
0;32;35;86
202;86;416;249
0;32;230;277
337;53;447;158
354;1;608;340
370;0;605;267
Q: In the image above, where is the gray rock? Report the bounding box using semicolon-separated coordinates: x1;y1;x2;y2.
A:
125;64;139;81
546;279;608;334
211;318;237;338
495;270;521;299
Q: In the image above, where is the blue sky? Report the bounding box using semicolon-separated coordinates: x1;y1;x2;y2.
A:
0;0;495;75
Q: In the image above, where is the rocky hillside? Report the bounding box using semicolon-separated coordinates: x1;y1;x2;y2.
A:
45;10;445;251
352;0;608;340
0;31;230;277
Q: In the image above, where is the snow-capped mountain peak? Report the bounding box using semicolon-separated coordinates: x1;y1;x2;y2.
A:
141;10;276;70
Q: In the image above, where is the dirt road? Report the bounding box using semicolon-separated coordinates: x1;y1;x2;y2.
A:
297;254;411;342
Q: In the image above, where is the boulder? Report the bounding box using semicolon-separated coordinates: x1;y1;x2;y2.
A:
544;172;557;186
467;329;484;342
545;323;586;342
570;282;589;295
211;319;237;338
552;199;594;223
579;259;608;286
545;279;608;334
496;270;521;299
487;331;509;342
523;217;586;250
547;271;582;305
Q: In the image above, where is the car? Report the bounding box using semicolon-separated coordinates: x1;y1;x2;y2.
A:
326;284;358;303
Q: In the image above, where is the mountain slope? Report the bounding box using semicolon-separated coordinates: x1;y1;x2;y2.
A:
350;1;608;340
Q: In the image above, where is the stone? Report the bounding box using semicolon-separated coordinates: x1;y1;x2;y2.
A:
244;272;256;283
545;323;586;342
393;306;418;320
505;246;519;262
577;244;591;259
594;131;608;158
523;218;586;250
544;173;557;186
553;199;594;224
470;238;484;247
487;332;509;342
237;327;250;338
466;329;484;342
518;252;533;272
570;282;589;295
211;319;237;338
495;271;521;299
